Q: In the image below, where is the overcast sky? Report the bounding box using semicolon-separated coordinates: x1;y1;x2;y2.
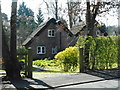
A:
1;0;50;19
1;0;119;26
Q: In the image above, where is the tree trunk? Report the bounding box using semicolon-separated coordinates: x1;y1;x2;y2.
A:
86;1;100;37
2;29;13;78
67;2;73;29
118;36;120;76
0;1;13;79
0;4;2;59
85;1;100;70
86;1;91;35
91;53;96;70
84;1;91;70
55;0;58;20
10;1;21;79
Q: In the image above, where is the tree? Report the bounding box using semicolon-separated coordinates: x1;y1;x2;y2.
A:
43;0;60;20
36;8;44;25
18;2;34;17
0;3;11;79
2;0;21;79
2;13;10;43
10;0;21;79
17;2;36;28
84;0;119;70
85;0;119;36
67;1;82;28
0;3;2;59
17;2;37;46
86;0;100;36
55;0;58;20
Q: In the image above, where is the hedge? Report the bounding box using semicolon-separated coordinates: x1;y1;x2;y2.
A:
77;36;119;69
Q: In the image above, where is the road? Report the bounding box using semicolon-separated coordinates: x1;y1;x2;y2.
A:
59;79;119;88
0;72;119;89
32;72;119;89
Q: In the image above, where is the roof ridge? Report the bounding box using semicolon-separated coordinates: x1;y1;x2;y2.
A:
22;18;56;46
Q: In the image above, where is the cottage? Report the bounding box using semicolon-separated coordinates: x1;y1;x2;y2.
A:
64;21;108;48
71;21;108;37
22;18;74;60
22;18;108;60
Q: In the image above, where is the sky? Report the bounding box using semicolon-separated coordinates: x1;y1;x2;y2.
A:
1;0;68;20
1;0;51;20
1;0;119;26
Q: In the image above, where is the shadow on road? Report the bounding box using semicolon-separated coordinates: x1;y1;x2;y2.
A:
86;69;120;79
2;76;54;89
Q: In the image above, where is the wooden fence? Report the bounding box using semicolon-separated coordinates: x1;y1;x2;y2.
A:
18;48;33;78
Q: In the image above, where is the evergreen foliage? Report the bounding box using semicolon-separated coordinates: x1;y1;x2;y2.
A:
36;8;44;25
17;2;37;46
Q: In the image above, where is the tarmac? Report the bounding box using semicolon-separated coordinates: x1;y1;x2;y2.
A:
0;72;119;89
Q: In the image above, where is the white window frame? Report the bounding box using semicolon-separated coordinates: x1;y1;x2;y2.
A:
52;47;57;54
48;29;55;37
37;46;46;54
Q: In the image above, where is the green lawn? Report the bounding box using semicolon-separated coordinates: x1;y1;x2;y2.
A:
0;70;5;72
32;65;66;73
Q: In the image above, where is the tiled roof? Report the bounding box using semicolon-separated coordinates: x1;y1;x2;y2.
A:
71;23;85;35
22;18;56;46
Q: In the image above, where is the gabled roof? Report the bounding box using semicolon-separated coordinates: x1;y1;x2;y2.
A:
22;18;56;46
56;20;73;37
22;18;73;46
71;21;108;36
71;23;85;35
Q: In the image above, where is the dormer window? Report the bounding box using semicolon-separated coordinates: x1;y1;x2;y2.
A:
48;29;55;37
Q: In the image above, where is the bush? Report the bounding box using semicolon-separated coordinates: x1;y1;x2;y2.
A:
55;46;78;72
33;58;56;68
17;46;28;55
17;46;28;61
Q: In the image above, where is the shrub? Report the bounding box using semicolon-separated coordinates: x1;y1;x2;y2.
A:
17;46;28;55
33;58;56;68
17;46;28;61
55;46;78;72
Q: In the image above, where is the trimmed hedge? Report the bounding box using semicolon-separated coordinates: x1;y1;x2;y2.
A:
77;36;119;69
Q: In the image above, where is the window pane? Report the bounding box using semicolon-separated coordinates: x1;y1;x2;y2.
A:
52;30;54;36
37;47;41;53
42;47;45;53
48;30;51;36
